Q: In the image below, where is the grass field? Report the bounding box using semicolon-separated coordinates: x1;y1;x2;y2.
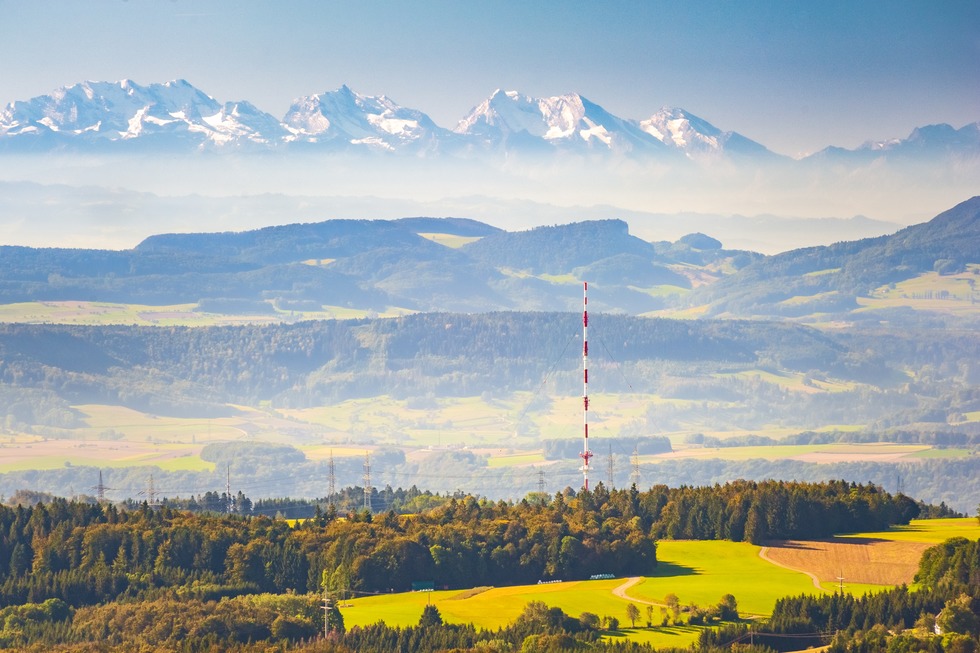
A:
0;395;965;475
341;579;705;649
339;518;979;644
0;439;213;473
627;540;819;616
0;300;410;326
649;443;952;464
857;267;980;317
417;233;483;248
837;517;980;544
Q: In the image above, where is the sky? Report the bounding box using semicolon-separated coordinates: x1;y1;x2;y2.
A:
1;0;978;157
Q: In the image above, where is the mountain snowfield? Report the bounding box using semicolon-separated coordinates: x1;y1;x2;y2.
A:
2;78;976;161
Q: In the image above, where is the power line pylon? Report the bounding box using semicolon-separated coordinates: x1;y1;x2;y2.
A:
92;470;113;503
362;451;372;512
630;446;641;487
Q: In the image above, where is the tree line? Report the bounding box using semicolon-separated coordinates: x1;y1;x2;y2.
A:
0;479;919;612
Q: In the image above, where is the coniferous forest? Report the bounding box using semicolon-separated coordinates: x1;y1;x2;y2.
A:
0;479;953;651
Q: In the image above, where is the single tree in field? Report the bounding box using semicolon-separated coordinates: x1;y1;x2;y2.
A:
646;604;654;627
718;594;739;621
419;604;443;628
626;603;640;628
665;593;680;624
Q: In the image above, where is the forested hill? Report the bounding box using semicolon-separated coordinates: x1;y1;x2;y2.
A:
0;312;899;416
686;195;980;319
0;199;977;322
0;216;756;314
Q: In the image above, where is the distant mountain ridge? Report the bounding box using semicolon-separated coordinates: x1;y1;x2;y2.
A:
0;197;976;325
2;79;976;163
687;195;980;319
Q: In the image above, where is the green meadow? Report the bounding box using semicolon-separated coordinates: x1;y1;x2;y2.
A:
838;517;979;544
341;579;704;648
627;540;818;616
340;519;979;644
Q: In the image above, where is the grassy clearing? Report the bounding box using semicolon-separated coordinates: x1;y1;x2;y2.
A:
906;448;973;459
0;300;411;326
837;517;980;544
713;369;858;394
342;581;620;629
629;285;691;299
0;439;213;473
417;233;483;248
298;445;375;460
340;539;818;646
628;540;819;616
804;268;842;277
651;443;934;464
486;452;546;468
74;404;251;442
858;267;980;317
339;523;976;643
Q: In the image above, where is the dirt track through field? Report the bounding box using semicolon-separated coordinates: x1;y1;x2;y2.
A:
759;547;825;590
612;577;662;606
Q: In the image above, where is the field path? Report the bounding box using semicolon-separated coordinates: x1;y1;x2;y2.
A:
611;577;662;606
758;546;824;591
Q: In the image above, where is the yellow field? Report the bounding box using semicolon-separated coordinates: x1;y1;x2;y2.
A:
0;300;410;326
417;233;483;248
763;540;928;587
838;517;980;544
341;578;704;648
0;439;213;473
763;518;980;590
339;518;978;645
649;442;949;464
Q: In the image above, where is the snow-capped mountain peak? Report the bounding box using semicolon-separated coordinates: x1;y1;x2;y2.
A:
454;89;662;153
282;85;449;151
0;79;970;164
637;106;777;159
0;79;281;150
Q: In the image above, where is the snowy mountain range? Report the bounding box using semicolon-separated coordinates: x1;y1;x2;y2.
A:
1;79;977;163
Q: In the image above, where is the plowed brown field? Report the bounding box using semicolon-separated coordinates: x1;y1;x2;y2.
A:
762;538;931;586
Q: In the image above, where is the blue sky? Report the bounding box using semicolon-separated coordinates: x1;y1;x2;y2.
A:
1;0;978;155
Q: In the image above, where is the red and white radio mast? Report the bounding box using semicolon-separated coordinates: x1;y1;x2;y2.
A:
580;281;593;490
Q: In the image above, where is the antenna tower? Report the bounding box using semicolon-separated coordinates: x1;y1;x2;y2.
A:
328;450;336;506
537;469;545;494
362;451;372;511
579;282;593;490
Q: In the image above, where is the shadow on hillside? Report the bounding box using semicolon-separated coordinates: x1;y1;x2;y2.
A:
649;561;699;578
769;536;892;550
